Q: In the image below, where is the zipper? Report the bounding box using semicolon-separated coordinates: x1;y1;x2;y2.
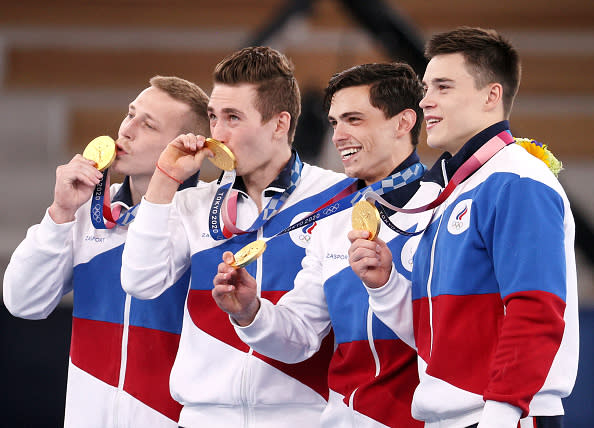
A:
366;308;381;377
428;160;449;357
347;386;359;426
238;216;264;428
113;293;131;427
347;308;380;423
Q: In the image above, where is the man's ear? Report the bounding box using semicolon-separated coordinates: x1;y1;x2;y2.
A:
272;111;291;138
484;83;503;112
395;109;417;137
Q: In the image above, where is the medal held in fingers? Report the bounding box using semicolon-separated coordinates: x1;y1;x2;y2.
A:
231;240;267;269
83;136;116;172
205;138;236;171
352;200;380;240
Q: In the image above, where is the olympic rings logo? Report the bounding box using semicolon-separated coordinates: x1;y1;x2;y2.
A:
92;204;103;223
322;203;340;216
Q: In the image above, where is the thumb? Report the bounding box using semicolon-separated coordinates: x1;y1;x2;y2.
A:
223;251;236;265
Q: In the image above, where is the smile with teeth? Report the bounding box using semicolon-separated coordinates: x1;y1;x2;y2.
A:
340;147;361;159
426;118;441;125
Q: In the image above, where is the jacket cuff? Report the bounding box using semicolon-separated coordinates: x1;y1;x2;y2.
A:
365;263;399;299
478;400;522;428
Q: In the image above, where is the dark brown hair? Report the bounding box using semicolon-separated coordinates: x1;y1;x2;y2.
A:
425;26;521;118
323;62;424;146
213;46;301;143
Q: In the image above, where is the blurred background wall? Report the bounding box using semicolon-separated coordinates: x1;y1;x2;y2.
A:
1;0;592;425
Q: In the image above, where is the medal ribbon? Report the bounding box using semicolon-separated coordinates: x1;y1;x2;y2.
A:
90;169;138;229
363;130;514;233
209;154;305;240
217;162;425;243
268;162;426;240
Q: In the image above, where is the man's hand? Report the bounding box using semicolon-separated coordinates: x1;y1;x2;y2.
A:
146;133;213;204
347;230;393;289
160;133;214;181
48;155;103;224
212;251;260;326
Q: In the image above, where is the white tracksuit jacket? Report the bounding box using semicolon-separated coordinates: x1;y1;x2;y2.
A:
121;155;352;427
4;177;193;427
367;122;578;428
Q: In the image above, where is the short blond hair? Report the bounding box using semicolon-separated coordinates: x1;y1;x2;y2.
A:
149;75;210;136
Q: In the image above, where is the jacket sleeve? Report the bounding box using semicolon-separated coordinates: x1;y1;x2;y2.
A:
3;210;75;319
481;176;577;419
121;197;191;299
366;264;417;350
234;232;332;363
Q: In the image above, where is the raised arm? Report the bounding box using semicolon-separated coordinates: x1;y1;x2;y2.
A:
121;133;210;299
4;155;102;318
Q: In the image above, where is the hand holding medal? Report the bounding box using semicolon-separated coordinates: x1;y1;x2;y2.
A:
82;135;129;230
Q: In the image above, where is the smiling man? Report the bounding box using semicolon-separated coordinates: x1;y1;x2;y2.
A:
349;27;578;428
4;76;210;427
212;62;426;427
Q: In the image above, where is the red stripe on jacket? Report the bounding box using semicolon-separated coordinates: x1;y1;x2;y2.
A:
188;289;332;400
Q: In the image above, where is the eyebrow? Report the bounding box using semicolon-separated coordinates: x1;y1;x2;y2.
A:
423;77;455;86
208;106;244;117
328;111;363;121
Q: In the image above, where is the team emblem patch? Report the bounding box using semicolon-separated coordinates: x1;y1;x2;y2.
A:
288;212;317;248
447;199;472;235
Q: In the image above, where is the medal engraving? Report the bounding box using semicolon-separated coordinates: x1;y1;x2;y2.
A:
205;138;236;171
83;136;116;171
231;240;267;269
352;200;380;240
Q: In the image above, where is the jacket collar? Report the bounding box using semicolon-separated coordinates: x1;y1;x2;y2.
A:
228;150;298;198
424;120;510;186
356;149;423;208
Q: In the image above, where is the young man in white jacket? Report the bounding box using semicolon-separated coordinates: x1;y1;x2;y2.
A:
349;27;578;428
3;76;210;427
121;47;352;427
212;62;428;427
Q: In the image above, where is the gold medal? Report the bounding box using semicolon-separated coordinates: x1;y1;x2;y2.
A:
231;240;267;269
352;200;380;240
82;136;116;171
205;138;236;171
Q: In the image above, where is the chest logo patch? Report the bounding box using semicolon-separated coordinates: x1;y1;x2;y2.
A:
288;212;317;248
447;199;472;235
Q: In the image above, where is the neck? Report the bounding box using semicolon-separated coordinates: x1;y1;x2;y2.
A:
129;175;152;205
365;146;414;186
451;117;505;156
243;149;292;212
